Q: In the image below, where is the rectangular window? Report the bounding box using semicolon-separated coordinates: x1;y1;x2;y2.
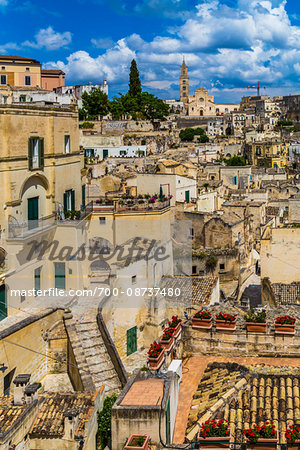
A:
19;95;26;102
192;265;197;274
64;135;70;153
190;227;194;237
64;189;75;212
126;326;137;356
28;137;44;170
25;75;31;86
0;74;6;85
55;262;66;290
219;263;225;271
131;275;137;284
99;217;106;225
232;176;238;185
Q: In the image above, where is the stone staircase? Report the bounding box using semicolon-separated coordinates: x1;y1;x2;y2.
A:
64;308;123;395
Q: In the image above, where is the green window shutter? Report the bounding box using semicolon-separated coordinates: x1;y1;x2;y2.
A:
71;190;75;210
63;192;68;213
28;138;33;170
55;262;66;289
39;138;44;169
0;285;7;322
81;185;86;208
126;326;137;356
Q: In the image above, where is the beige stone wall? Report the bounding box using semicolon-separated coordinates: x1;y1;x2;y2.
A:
261;227;300;283
183;324;300;357
0;309;64;395
0;105;83;231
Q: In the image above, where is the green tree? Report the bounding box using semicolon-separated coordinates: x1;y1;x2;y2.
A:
193;127;206;136
179;127;195;142
129;59;142;97
81;88;110;119
110;95;125;120
197;134;209;143
97;394;117;449
225;155;246;166
139;92;170;129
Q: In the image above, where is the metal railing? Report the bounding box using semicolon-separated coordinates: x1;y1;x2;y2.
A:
7;214;56;238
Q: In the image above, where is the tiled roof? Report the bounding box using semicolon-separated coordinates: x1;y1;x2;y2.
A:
271;282;300;305
29;392;97;439
0;396;31;436
158;159;180;167
120;379;164;406
186;362;300;443
160;276;218;305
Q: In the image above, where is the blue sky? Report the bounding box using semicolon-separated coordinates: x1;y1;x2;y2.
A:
2;0;300;102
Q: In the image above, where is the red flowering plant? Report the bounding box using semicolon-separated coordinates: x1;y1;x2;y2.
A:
161;327;175;341
216;312;237;322
199;419;230;438
286;425;300;443
275;315;296;325
243;421;277;443
148;342;163;358
168;315;182;328
194;310;212;319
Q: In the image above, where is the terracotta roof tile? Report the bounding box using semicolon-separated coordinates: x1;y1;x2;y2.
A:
160;276;218;305
29;392;95;439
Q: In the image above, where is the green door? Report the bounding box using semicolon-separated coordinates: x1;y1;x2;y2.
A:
28;196;39;230
126;326;137;356
103;149;108;158
0;285;6;321
185;190;190;203
55;262;66;289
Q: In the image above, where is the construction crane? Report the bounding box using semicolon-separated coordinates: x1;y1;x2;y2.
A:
247;81;266;96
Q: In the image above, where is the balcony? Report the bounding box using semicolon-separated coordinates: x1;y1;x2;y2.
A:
7;203;94;239
90;198;171;213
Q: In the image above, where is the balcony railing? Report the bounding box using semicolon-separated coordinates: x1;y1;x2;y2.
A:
7;202;94;238
90;198;170;213
7;214;56;239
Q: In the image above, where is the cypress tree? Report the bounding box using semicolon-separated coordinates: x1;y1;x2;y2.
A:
128;59;142;97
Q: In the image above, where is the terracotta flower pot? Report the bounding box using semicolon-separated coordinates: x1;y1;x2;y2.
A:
197;430;231;449
216;319;237;331
148;348;165;370
160;336;174;352
246;322;267;333
173;322;181;338
275;322;295;335
246;433;278;450
124;434;149;449
192;316;212;330
287;440;300;450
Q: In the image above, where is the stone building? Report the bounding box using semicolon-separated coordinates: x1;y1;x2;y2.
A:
180;59;189;105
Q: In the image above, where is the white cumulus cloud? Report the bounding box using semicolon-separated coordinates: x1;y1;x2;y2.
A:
23;26;72;50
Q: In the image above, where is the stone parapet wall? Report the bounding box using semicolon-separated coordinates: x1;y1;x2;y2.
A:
183;323;300;357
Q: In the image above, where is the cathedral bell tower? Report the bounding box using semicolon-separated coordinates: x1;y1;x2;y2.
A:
180;58;189;104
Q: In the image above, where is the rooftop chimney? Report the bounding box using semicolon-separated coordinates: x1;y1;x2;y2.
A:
13;374;31;406
24;383;39;404
63;408;79;441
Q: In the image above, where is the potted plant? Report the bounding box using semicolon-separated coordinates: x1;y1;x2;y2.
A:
197;419;230;448
160;327;175;351
147;342;165;370
286;425;300;450
275;315;296;334
244;309;267;333
124;434;149;449
244;421;278;450
168;316;182;337
192;310;212;329
215;312;237;331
